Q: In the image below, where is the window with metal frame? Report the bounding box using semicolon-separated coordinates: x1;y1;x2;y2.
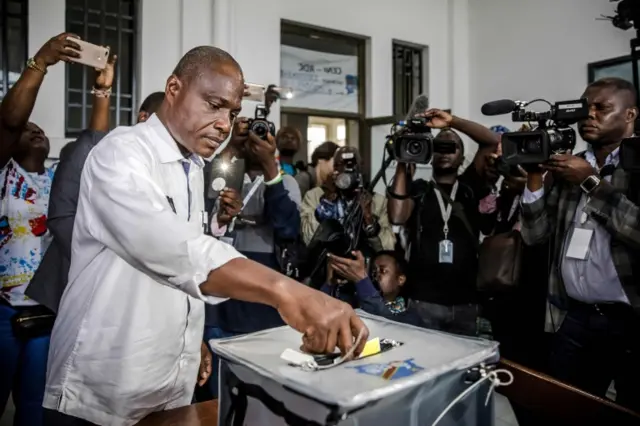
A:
0;0;28;99
65;0;138;137
393;43;424;117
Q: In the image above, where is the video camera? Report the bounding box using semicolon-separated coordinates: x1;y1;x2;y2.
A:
388;117;457;164
248;104;275;140
481;98;589;165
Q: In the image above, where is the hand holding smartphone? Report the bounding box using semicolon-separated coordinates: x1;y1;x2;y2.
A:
65;37;110;70
32;32;83;69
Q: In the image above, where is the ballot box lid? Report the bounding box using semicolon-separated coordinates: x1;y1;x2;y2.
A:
211;311;499;410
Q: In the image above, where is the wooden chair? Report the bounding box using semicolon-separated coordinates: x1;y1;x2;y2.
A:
136;400;218;426
497;359;640;426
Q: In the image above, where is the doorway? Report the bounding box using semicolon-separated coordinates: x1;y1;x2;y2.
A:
281;113;359;166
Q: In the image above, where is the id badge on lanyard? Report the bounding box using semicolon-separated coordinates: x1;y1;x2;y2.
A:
434;181;459;264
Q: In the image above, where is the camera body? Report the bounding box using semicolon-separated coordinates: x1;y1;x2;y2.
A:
335;151;363;194
390;117;435;164
501;99;589;166
248;104;276;140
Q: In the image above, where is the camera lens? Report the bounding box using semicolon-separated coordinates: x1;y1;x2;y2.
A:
522;137;542;154
335;173;353;190
406;140;424;156
251;121;268;139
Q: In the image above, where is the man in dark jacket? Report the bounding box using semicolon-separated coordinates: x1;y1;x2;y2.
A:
322;250;425;327
26;92;165;312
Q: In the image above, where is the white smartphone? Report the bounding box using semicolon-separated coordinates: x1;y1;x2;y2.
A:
66;37;110;70
244;83;265;102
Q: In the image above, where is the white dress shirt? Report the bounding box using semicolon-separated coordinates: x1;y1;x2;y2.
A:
43;114;244;426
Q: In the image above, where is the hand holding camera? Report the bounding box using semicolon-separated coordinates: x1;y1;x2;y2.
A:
217;188;243;226
328;251;368;283
423;109;454;129
542;154;596;185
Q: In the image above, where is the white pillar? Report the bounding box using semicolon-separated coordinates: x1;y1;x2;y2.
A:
212;0;234;54
28;0;66;147
180;0;213;54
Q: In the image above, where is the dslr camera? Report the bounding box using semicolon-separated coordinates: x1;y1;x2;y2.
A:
334;150;363;194
248;104;276;140
499;99;589;165
389;117;457;164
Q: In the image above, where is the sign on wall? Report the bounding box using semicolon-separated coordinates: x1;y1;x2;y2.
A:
280;45;359;113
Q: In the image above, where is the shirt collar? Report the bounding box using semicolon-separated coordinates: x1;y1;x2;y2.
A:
584;146;620;169
144;113;204;169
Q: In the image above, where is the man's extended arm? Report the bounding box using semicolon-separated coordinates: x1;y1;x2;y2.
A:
264;175;301;241
84;136;368;355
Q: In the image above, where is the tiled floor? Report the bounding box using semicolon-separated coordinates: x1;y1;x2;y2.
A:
0;394;520;426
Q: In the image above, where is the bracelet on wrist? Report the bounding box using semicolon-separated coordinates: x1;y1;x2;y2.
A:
264;174;283;186
91;86;112;98
26;58;47;75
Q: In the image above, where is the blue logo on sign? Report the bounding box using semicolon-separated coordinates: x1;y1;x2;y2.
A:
348;358;424;381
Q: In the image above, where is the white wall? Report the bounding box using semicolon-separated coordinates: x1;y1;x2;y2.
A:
469;0;636;153
26;0;470;167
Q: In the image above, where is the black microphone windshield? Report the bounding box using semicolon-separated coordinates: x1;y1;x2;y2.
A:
481;99;517;116
405;94;430;120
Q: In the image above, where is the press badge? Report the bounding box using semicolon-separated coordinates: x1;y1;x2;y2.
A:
438;240;454;264
566;228;593;260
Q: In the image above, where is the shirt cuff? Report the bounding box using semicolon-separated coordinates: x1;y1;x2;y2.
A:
522;187;544;204
354;277;379;299
210;214;228;237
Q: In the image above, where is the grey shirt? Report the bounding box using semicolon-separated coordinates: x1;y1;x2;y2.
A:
523;148;628;305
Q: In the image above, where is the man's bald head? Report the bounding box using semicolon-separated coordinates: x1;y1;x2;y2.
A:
172;46;243;85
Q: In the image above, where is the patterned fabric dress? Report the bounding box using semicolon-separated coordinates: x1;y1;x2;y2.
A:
0;159;56;306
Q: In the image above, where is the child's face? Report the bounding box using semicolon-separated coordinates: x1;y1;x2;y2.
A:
373;255;405;297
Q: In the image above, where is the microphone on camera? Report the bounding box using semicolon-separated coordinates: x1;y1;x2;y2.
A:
405;94;430;120
481;99;517;116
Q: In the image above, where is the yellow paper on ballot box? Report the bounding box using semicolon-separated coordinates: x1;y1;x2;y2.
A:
359;337;381;358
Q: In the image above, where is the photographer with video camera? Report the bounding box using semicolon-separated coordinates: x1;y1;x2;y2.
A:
520;78;640;411
387;108;499;336
301;146;395;289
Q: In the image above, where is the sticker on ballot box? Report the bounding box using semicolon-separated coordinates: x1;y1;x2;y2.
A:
348;358;424;381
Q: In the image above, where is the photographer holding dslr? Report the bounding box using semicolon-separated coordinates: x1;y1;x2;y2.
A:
387;109;499;336
521;77;640;411
301;146;395;288
204;114;302;397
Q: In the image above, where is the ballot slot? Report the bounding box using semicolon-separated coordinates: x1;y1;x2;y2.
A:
312;338;404;366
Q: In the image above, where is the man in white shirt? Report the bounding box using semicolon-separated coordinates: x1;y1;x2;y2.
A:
42;46;368;426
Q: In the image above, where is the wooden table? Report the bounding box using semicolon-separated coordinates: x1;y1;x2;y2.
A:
497;359;640;426
136;400;218;426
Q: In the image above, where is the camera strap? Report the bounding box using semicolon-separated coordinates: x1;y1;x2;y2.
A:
433;180;459;240
228;175;264;233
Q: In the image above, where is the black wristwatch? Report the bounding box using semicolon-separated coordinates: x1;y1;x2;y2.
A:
580;175;601;194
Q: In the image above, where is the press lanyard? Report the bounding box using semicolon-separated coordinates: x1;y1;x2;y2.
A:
433;180;459;240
